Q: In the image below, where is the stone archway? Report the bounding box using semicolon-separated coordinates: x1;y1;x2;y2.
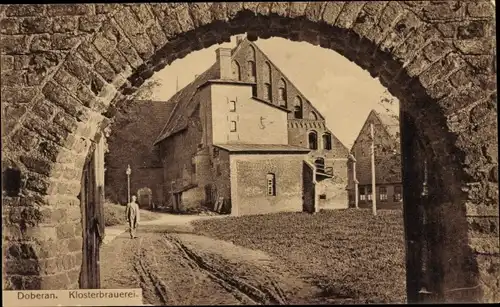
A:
1;2;497;302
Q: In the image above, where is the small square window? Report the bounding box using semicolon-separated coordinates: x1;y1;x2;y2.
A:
229;100;236;112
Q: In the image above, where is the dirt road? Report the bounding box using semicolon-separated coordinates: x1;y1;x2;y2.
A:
100;216;320;305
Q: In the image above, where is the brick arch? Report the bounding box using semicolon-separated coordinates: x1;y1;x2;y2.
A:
1;2;497;302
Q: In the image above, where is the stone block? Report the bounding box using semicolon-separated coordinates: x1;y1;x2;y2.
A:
129;4;154;23
30;34;52;52
53;111;79;134
25;172;52;194
268;2;287;17
288;2;308;18
10;127;40;153
0;18;20;34
68;238;82;253
78;15;106;33
43;82;87;121
20;155;52;176
423;1;466;20
1;55;14;71
52;16;78;33
5;5;47;17
52;33;84;50
335;2;365;29
423;40;453;62
46;4;93;16
467;1;495;18
146;22;168;49
0;35;29;54
5;259;40;275
20;17;53;34
454;38;495;55
39;207;67;224
66;268;81;288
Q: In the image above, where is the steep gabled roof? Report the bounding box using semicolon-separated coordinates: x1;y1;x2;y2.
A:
373;110;400;142
154;37;345;147
247;40;326;122
351;109;400;152
154;63;219;145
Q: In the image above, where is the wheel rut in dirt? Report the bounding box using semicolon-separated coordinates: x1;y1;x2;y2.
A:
166;234;288;305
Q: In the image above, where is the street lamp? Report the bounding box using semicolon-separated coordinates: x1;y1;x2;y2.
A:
126;164;131;204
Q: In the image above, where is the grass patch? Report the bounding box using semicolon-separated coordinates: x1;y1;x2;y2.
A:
192;208;406;304
104;201;162;227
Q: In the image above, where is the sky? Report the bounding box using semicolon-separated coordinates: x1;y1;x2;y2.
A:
147;35;399;149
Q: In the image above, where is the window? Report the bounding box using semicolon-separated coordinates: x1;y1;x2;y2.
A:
309;111;318;120
230;121;237;132
249;45;256;60
264;83;272;101
359;188;366;202
247;61;256;81
229;100;236;112
308;131;318;150
213;147;219;158
323;133;332;150
192;161;196;174
216;164;221;176
278;79;287;107
264;62;272;82
319;194;326;200
394;186;402;202
232;60;241;81
367;186;373;201
379;186;388;201
266;173;276;196
293;96;303;119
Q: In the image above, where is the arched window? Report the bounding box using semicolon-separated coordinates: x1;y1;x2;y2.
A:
278;79;287;107
247;60;256;81
323;133;332;150
264;62;272;82
232;60;241;81
266;173;276;196
293;96;303;119
248;45;256;61
264;83;272;101
308;131;318;150
309;111;318;120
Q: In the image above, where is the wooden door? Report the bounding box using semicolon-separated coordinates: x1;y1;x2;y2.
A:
79;143;105;289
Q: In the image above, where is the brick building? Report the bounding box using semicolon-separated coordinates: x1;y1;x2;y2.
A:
153;36;350;215
347;109;402;209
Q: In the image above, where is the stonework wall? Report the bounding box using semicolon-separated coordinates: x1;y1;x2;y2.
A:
1;2;497;303
231;154;305;216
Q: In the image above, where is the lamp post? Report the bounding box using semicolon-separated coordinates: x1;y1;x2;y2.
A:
126;164;131;204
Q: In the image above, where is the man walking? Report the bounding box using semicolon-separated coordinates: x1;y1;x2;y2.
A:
125;195;140;239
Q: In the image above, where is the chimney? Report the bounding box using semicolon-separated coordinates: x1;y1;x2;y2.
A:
215;48;232;80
